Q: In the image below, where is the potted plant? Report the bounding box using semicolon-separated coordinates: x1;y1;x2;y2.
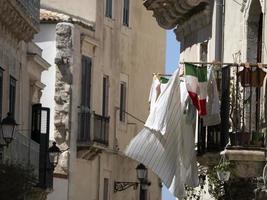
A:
214;160;232;182
252;131;264;147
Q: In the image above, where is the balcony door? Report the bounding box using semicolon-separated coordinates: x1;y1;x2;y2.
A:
78;56;92;142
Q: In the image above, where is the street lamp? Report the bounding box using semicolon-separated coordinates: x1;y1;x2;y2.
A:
136;164;150;200
0;112;17;147
114;163;151;195
48;142;61;168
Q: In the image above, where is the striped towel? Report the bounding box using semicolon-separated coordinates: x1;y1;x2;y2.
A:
125;69;198;199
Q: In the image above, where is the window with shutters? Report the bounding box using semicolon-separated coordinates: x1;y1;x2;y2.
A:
103;178;109;200
119;82;126;122
78;56;92;142
9;76;16;116
105;0;113;18
102;76;109;117
123;0;130;26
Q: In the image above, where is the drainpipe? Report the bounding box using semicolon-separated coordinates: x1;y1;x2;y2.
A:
215;0;229;148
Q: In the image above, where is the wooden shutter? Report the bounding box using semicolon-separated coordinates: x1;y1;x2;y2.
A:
102;76;109;117
31;104;51;189
79;56;92;142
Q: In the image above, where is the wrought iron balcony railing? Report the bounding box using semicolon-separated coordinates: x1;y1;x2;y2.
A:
78;110;110;146
3;132;40;177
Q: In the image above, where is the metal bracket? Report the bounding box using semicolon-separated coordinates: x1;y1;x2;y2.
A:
114;181;138;192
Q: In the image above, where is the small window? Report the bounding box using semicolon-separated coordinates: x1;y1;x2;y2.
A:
102;76;109;117
103;178;109;200
105;0;113;18
200;42;208;62
123;0;130;26
119;82;126;122
9;76;16;116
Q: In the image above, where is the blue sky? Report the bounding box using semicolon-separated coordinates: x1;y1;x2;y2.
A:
162;30;180;200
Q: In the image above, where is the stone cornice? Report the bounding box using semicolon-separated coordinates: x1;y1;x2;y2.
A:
143;0;211;29
0;0;39;42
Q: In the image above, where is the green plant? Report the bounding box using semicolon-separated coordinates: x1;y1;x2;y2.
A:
0;163;37;200
214;160;232;172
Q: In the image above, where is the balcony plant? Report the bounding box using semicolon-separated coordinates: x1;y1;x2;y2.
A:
214;160;232;182
252;131;264;147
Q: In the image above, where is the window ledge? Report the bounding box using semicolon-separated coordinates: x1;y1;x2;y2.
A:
104;17;115;28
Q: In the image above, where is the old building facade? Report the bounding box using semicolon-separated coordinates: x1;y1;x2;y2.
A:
35;0;166;199
143;0;267;199
0;0;51;199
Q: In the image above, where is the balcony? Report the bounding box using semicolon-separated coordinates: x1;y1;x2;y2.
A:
143;0;211;29
0;0;40;41
3;132;40;177
77;111;110;160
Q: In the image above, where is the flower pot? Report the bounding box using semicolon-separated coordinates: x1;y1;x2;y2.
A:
240;132;250;146
229;132;237;146
217;170;230;182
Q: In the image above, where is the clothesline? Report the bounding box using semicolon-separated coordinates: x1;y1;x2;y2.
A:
153;61;267;76
180;61;267;68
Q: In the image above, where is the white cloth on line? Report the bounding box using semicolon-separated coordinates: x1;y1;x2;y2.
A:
125;69;198;199
148;77;160;111
202;66;221;126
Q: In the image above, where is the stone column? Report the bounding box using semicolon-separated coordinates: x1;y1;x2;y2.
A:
54;22;74;174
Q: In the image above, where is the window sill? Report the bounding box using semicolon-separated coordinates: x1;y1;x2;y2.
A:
121;24;132;36
104;17;115;28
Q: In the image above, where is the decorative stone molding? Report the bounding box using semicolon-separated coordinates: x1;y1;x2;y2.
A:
0;0;39;42
143;0;211;29
54;22;73;175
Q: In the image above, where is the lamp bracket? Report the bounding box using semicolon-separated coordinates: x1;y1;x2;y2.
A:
114;181;138;192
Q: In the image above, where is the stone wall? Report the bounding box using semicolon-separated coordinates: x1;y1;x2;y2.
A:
54;22;74;174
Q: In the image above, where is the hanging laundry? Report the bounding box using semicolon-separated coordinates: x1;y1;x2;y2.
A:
184;63;208;116
125;69;198;199
203;66;221;126
148;75;160;111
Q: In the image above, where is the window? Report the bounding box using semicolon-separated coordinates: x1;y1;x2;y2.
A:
0;69;3;119
105;0;112;18
103;178;109;200
119;82;126;122
123;0;130;26
9;76;16;116
78;56;92;142
102;76;109;117
200;41;208;62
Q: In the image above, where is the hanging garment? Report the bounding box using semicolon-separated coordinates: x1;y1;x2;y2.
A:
238;68;266;87
202;66;221;126
184;63;208;116
125;69;198;199
148;76;161;111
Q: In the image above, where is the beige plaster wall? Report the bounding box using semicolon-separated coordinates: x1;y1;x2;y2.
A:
41;0;96;23
69;0;165;200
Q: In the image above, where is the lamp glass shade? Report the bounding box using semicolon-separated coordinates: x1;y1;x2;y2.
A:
48;142;61;167
2;124;15;144
136;164;147;180
1;113;17;145
49;152;60;166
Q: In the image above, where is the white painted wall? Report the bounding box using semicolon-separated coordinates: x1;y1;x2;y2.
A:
47;177;68;200
34;24;57;140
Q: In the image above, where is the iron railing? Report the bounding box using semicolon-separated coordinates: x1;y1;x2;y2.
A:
4;132;40;177
197;65;266;154
78;110;109;146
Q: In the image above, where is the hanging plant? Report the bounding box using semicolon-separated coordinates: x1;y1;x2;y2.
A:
214;158;232;182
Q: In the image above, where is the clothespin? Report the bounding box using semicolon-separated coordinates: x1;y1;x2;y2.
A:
244;62;250;68
258;63;263;69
